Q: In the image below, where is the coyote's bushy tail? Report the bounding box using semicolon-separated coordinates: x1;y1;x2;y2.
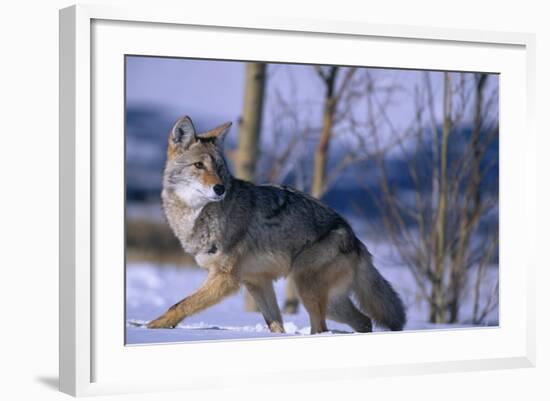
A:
353;245;406;331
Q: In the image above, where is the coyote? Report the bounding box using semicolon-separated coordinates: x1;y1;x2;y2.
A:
147;116;406;334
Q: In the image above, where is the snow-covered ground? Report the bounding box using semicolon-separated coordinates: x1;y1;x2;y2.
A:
126;241;498;345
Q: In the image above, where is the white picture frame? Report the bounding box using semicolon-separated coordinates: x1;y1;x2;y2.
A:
59;3;536;397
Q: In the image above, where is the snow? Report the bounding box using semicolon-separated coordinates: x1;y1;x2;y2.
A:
126;241;498;345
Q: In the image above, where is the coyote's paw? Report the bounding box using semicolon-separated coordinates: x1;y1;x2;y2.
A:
268;321;286;334
146;313;181;329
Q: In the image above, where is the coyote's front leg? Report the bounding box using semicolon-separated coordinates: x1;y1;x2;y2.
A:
147;272;240;329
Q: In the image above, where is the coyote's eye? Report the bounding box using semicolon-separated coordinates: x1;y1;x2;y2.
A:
193;161;205;170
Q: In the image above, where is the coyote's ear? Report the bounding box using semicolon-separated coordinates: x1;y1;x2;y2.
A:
170;116;197;149
200;121;232;145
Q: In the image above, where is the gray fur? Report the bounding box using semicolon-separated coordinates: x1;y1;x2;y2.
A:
152;116;407;333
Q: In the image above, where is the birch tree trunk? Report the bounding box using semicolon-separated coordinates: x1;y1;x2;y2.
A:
236;63;267;312
447;73;488;322
311;67;339;198
430;72;452;323
235;63;266;182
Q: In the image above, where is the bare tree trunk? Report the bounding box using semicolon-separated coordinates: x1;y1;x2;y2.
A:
425;72;440;218
430;72;452;324
311;67;338;198
447;73;488;323
235;63;266;181
236;63;267;312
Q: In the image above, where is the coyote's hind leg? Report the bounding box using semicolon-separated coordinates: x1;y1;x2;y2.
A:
290;271;329;334
327;295;372;333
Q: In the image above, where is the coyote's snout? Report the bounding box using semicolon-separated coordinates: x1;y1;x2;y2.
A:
147;116;406;334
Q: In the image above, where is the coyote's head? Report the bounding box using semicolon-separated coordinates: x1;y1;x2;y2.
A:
163;116;232;208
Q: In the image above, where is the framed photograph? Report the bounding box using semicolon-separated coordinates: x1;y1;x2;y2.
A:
59;4;536;396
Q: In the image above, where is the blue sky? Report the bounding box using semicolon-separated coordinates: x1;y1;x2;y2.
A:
126;56;498;148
